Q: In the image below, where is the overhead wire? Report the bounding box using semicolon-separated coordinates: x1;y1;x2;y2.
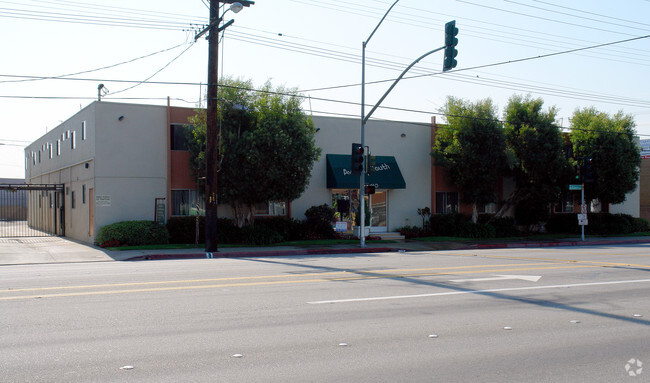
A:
0;41;191;84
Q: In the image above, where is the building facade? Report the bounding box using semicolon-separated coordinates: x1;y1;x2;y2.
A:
25;101;436;244
24;101;641;244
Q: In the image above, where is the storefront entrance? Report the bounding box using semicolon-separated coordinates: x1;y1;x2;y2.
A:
332;189;388;233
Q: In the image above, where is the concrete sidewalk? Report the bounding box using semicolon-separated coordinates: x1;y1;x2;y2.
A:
1;235;650;266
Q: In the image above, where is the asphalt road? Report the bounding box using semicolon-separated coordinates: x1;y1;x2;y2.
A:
1;244;649;382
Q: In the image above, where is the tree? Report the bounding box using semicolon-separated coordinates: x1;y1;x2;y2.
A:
187;77;321;227
570;107;641;209
503;95;573;225
431;96;507;223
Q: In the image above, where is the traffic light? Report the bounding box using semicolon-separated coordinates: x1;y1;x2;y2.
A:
574;163;581;182
582;157;595;183
443;20;459;72
351;143;364;175
367;155;376;174
365;185;376;195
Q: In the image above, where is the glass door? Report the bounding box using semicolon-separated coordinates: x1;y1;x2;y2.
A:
368;191;387;233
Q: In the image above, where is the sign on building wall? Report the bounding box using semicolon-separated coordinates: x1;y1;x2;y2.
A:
641;139;650;159
95;195;111;207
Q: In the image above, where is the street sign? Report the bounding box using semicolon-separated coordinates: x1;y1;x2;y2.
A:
578;213;588;226
581;204;587;214
569;184;582;190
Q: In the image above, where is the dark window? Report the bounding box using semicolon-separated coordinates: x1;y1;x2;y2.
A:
435;192;459;214
71;191;76;209
82;185;86;204
171;189;204;216
170;124;192;151
556;193;575;213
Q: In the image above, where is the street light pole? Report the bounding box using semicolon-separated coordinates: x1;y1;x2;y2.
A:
360;0;400;248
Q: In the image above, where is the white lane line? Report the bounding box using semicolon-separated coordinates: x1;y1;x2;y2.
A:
307;278;650;304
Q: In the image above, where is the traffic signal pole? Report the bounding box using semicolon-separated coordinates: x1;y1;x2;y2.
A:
360;1;458;248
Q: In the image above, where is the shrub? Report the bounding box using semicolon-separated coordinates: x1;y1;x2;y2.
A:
396;225;428;239
97;220;169;247
167;216;205;244
546;214;578;234
255;217;303;242
547;213;646;235
240;224;283;245
305;204;336;224
430;213;469;237
632;217;650;233
486;216;520;238
458;222;496;239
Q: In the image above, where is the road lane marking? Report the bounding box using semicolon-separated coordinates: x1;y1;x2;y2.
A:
0;262;571;294
449;274;542;283
307;278;650;304
0;264;601;301
456;253;650;269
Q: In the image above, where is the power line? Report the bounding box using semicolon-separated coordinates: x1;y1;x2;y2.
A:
0;42;191;84
107;42;197;96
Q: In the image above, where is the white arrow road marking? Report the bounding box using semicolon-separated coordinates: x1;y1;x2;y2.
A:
450;275;542;283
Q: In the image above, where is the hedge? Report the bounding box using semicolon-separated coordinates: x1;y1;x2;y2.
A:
96;220;169;247
546;213;649;235
166;215;337;245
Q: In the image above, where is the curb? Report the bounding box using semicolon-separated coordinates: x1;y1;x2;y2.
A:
123;247;398;261
475;238;650;249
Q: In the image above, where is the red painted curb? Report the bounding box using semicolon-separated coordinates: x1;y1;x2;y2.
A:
124;247;396;261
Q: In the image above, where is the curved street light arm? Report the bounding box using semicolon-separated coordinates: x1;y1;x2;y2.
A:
363;46;444;124
364;0;400;47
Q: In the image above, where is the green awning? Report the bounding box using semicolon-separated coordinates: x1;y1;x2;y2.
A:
326;154;406;189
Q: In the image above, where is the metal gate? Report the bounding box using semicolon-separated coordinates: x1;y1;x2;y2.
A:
0;184;64;237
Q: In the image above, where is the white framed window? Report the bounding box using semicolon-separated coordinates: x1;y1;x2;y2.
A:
254;201;287;216
171;189;204;216
435;192;459;214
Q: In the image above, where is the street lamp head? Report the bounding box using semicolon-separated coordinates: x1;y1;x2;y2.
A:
230;2;244;13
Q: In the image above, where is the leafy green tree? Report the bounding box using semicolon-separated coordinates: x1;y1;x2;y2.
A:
503;95;573;225
187;77;321;227
570;107;640;209
432;96;507;223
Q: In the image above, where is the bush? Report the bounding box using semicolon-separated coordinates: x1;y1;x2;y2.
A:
428;214;496;239
458;222;496;239
97;220;169;247
632;217;650;233
167;216;204;244
255;217;303;242
547;213;647;235
486;216;520;238
546;214;578;234
305;204;336;224
396;225;425;239
240;224;283;245
430;213;469;237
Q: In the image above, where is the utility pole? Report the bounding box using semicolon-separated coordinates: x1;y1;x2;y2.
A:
204;0;220;255
200;0;253;256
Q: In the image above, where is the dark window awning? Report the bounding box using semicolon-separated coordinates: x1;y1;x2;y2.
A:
326;154;406;189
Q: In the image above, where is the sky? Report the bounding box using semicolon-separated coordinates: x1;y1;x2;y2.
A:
1;0;649;179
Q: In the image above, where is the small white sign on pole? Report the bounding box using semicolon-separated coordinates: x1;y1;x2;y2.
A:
577;213;588;226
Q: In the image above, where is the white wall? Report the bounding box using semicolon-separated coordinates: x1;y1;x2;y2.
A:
292;116;432;231
609;188;640;217
93;102;168;235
